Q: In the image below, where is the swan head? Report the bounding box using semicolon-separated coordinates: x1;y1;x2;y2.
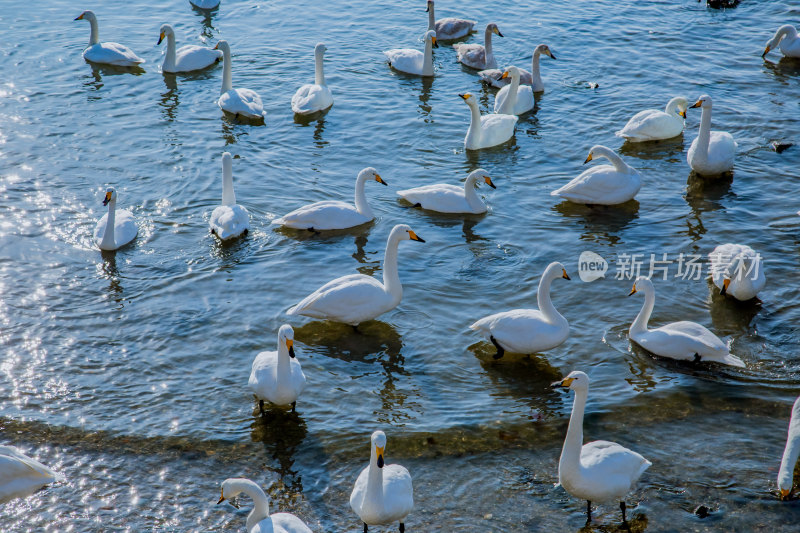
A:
358;167;387;186
764;25;796;56
459;92;477;106
551;370;589;392
500;66;520;81
424;30;438;48
689;94;712;110
668;97;689;118
486;23;503;37
74;10;96;22
426;0;434;12
218;478;249;507
583;145;615;165
158;24;174;45
102;187;117;206
314;42;327;56
371;430;387;468
390;224;425;243
213;40;231;53
628;276;654;296
468;168;495;189
277;324;295;358
534;44;556;60
545;261;571;281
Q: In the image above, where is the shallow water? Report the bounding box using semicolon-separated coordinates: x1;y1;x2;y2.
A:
1;0;800;530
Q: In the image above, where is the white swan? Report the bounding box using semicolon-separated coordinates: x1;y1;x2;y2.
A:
778;395;800;499
209;152;250;240
551;145;641;205
396;168;495;214
453;23;503;70
616;97;688;142
292;43;333;115
249;324;306;413
287;224;425;325
158;24;221;73
190;0;220;9
628;277;745;367
214;41;265;120
470;261;570;358
763;25;800;58
479;44;555;90
687;94;736;176
553;371;651;522
272;167;386;231
708;244;765;301
493;66;534;115
218;478;312;533
460;93;517;150
384;30;438;77
94;187;137;251
74;11;144;67
0;445;61;504
350;431;413;532
426;0;476;41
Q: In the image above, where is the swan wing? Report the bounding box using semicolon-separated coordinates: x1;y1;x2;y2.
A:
0;446;59;503
384;49;424;75
552;166;640;204
272;200;370;230
707;130;737;164
292;84;333;114
84;42;144;66
172;45;222;72
471;309;566;353
266;513;314;533
219;88;264;118
210;204;250;240
396;184;473;212
453;43;487;69
511;86;534;114
478;68;505;87
616;109;683;141
581;440;651;486
288;274;391;324
381;464;414;519
478;113;517;148
435;18;476;40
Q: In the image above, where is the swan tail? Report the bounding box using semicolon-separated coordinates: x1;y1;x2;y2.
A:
723;353;746;368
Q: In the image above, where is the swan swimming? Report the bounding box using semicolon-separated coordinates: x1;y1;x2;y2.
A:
292;43;333;115
686;94;736;176
551;145;641;205
708;244;765;301
249;324;306;413
218;478;312;533
453;23;503;70
0;445;61;504
479;44;555;90
209;152;250;241
778;395;800;499
397;168;495;214
94;187;138;251
74;11;144;67
157;24;222;73
426;0;476;41
214;40;265;120
763;25;800;58
616;97;688;142
385;30;438;77
460;93;517;150
493;66;534;115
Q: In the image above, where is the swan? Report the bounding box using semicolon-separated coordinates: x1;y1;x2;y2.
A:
686;94;736;176
217;478;312;533
616;97;688;142
460;93;517;150
493;66;534;115
479;44;555;90
763;25;800;58
249;324;306;413
396;168;495;214
778;395;800;499
384;30;438;77
214;40;265;120
708;244;765;301
271;167;386;231
94;187;137;251
74;11;144;67
551;145;641;205
553;371;651;522
628;277;745;367
0;445;61;504
470;261;571;359
292;43;333;115
350;431;413;532
426;0;476;41
157;24;222;73
453;23;503;70
190;0;220;9
209;152;250;240
287;224;425;325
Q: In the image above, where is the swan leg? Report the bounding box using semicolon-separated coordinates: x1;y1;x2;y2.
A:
399;522;405;532
363;523;368;533
490;336;504;359
210;228;216;235
620;501;627;523
243;228;248;236
291;401;296;413
586;500;592;522
693;353;702;363
306;227;320;235
259;399;265;414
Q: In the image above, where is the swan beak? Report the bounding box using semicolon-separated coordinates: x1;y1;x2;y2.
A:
551;376;575;388
720;279;730;296
781;488;791;500
103;191;112;206
213;43;220;50
500;71;509;80
628;283;638;297
495;28;504;37
763;45;771;57
408;230;425;243
425;0;431;12
678;109;687;118
484;176;496;189
549;51;557;60
157;32;165;45
583;153;593;164
287;339;295;358
562;269;571;280
690;100;702;109
217;488;225;505
459;93;472;100
432;37;439;48
375;175;387;186
74;14;84;20
376;446;385;468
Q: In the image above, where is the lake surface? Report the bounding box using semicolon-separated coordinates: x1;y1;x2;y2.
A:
1;0;799;530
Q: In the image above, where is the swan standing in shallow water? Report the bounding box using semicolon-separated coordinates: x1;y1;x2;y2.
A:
686;95;736;176
272;167;386;231
209;152;249;240
470;262;570;358
385;30;438;77
426;0;475;41
453;23;503;70
397;168;495;214
292;43;333;115
778;396;800;499
350;431;413;532
708;244;765;301
551;145;641;205
460;93;517;150
763;25;800;58
479;44;555;90
214;40;265;120
157;24;221;73
217;478;312;533
249;325;306;413
616;97;688;142
74;11;144;67
0;445;61;504
553;371;651;522
628;277;745;367
94;187;137;251
287;224;425;325
493;66;534;115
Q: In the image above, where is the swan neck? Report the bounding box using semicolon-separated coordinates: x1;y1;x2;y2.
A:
598;147;629;172
664;98;681;117
88;17;99;46
531;50;543;87
484;27;493;57
464;174;482;209
560;388;587;472
354;173;373;219
221;48;233;94
695;105;712;160
382;233;403;305
499;71;520;114
536;270;562;323
427;6;435;31
276;340;290;377
366;451;385;504
423;37;434;76
234;480;270;531
780;405;800;489
314;49;326;86
630;285;654;335
466;102;482;146
101;199;116;249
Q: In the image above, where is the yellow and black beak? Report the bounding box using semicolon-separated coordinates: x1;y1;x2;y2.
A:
551;376;575;388
678;109;686;118
484;176;496;189
549;51;557;60
583;153;593;165
763;45;771;58
157;32;165;45
375;175;387;186
459;93;472;100
628;282;638;297
376;446;385;468
690;100;702;109
74;13;84;21
217;488;225;505
561;269;571;280
408;230;425;243
213;43;220;50
103;191;112;206
720;278;731;296
495;28;504;37
500;71;509;80
432;36;439;48
425;0;431;12
287;338;295;358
